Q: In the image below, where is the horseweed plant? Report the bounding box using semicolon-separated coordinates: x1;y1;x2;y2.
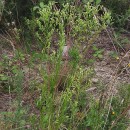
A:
26;1;111;129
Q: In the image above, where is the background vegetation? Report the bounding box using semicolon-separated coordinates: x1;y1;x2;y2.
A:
0;0;130;130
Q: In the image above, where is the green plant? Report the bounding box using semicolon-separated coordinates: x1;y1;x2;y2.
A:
92;45;104;59
25;1;111;129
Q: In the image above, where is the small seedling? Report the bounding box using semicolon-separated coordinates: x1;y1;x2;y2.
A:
92;45;104;59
